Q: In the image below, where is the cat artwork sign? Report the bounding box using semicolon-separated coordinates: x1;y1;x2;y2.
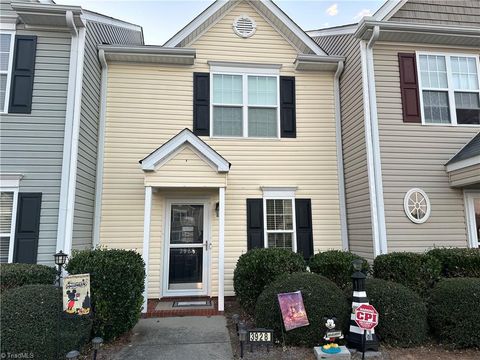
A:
277;291;309;331
63;273;91;316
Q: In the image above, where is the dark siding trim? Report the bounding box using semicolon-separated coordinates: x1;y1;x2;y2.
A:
246;199;264;250
295;199;313;260
193;72;210;136
13;193;42;264
398;53;421;123
280;76;296;138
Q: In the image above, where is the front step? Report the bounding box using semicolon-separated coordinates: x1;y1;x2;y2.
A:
143;298;222;318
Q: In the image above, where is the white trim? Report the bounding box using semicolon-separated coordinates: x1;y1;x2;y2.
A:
261;186;297;198
262;195;297;252
404;188;431;224
208;61;281;74
372;0;407;21
218;187;225;311
0;173;23;188
307;24;357;38
82;10;142;33
446;155;480;172
142;186;152;313
232;14;256;38
93;49;108;247
334;61;349;251
0;23;16;31
0;184;20;263
464;190;480;248
141;129;230;172
0;30;15;114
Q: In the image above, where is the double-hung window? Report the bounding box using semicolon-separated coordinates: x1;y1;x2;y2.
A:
0;32;14;113
418;53;480;125
265;199;295;250
211;69;279;138
0;191;17;263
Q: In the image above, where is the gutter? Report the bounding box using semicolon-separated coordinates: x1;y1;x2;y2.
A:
56;11;86;255
333;60;349;251
361;26;388;257
92;49;108;247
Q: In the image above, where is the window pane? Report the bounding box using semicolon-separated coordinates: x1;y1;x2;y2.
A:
0;74;6;110
419;55;447;89
451;57;479;91
0;192;13;234
0;34;11;72
455;92;480;125
266;199;293;231
423;90;450;124
213;106;243;136
267;233;292;250
248;108;277;137
248;76;277;106
213;74;242;105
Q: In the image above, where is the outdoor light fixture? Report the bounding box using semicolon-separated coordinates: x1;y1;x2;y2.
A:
239;329;247;358
92;337;104;360
54;250;68;267
66;350;80;360
352;259;363;272
238;320;247;331
232;314;240;333
215;202;219;217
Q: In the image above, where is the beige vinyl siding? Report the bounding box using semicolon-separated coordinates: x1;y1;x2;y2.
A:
389;0;480;27
373;43;480;252
100;1;342;298
448;165;480;188
314;34;373;260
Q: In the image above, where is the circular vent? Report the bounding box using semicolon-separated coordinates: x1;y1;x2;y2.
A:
404;188;431;224
233;15;256;38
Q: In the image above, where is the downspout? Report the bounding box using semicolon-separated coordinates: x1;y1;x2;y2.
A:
92;49;108;247
56;11;86;255
365;26;388;256
334;60;348;251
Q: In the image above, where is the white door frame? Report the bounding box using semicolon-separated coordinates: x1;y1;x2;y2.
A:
162;198;211;297
464;190;480;248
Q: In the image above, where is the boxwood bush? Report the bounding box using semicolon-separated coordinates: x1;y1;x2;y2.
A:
428;278;480;348
65;248;145;341
233;248;306;313
359;279;429;347
1;285;92;359
426;248;480;278
373;252;441;295
255;272;350;347
0;263;57;291
309;250;369;289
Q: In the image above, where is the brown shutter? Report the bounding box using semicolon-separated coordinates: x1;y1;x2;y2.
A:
398;53;421;123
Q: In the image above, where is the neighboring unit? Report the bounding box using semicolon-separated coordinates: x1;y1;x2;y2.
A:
95;0;346;312
0;0;143;265
310;0;480;260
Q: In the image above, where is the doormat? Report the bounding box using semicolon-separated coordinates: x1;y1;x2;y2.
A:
172;300;212;308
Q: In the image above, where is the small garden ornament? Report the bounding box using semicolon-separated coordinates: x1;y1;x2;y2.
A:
321;317;344;354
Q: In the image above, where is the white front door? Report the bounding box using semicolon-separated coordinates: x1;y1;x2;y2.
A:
163;200;210;296
465;191;480;248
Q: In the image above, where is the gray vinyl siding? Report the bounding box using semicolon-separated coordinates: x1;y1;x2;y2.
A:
0;0;16;20
72;20;142;250
373;43;479;252
448;164;480;188
0;29;71;265
389;0;480;26
313;34;374;260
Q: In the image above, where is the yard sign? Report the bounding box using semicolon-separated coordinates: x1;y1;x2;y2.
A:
63;273;91;316
354;304;378;331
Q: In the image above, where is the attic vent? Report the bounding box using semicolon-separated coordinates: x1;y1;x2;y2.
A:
233;15;256;38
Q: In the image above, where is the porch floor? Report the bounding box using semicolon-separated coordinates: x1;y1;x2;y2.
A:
143;298;222;318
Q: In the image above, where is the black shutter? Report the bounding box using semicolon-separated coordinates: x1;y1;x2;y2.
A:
13;193;42;264
398;53;421;123
8;35;37;114
193;72;210;136
246;199;264;250
295;199;313;260
280;76;296;138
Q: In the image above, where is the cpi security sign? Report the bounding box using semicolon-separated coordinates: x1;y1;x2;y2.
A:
354;304;379;331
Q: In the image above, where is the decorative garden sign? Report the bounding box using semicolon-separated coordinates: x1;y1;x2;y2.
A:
354;304;379;331
277;291;309;331
63;273;91;316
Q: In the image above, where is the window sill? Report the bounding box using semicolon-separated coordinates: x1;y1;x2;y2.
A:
420;122;480;127
209;136;282;141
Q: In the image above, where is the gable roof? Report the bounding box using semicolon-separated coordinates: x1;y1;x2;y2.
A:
445;132;480;171
140;128;231;173
164;0;326;55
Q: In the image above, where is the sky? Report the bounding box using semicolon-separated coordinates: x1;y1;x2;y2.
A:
55;0;385;45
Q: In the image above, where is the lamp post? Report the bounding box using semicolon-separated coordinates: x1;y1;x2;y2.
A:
232;314;240;334
92;337;103;360
54;251;68;359
54;250;68;287
239;328;247;359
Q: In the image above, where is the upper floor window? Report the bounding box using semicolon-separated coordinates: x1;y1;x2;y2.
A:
417;53;480;125
0;32;14;113
212;72;279;138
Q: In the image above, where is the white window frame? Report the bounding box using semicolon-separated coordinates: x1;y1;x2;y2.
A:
0;30;15;114
464;190;480;248
0;190;19;263
416;51;480;127
262;187;297;252
209;65;280;139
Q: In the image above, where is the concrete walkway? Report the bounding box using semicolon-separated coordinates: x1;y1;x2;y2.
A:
110;316;233;360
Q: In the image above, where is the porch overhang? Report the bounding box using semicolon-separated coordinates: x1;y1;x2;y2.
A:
445;133;480;188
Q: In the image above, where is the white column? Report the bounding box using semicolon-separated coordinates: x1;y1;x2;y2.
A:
142;186;152;314
218;187;225;312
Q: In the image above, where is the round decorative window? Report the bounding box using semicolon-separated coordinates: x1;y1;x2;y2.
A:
233;15;256;38
404;188;431;224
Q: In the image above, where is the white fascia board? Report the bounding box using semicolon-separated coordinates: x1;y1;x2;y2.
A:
372;0;407;21
307;24;357;38
82;10;142;32
445;155;480;173
141;129;230;173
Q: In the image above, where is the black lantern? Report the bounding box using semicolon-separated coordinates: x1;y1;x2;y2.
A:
54;250;68;267
239;329;247;358
352;259;363;272
92;337;103;360
232;314;240;333
66;350;80;360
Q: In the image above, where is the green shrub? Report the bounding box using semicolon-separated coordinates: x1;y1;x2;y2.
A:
255;272;350;347
373;252;441;294
0;263;57;291
426;248;480;278
309;250;369;289
65;248;145;341
428;278;480;348
233;248;306;313
1;285;92;359
361;279;429;347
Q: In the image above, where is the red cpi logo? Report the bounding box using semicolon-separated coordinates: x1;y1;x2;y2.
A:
354;304;379;331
